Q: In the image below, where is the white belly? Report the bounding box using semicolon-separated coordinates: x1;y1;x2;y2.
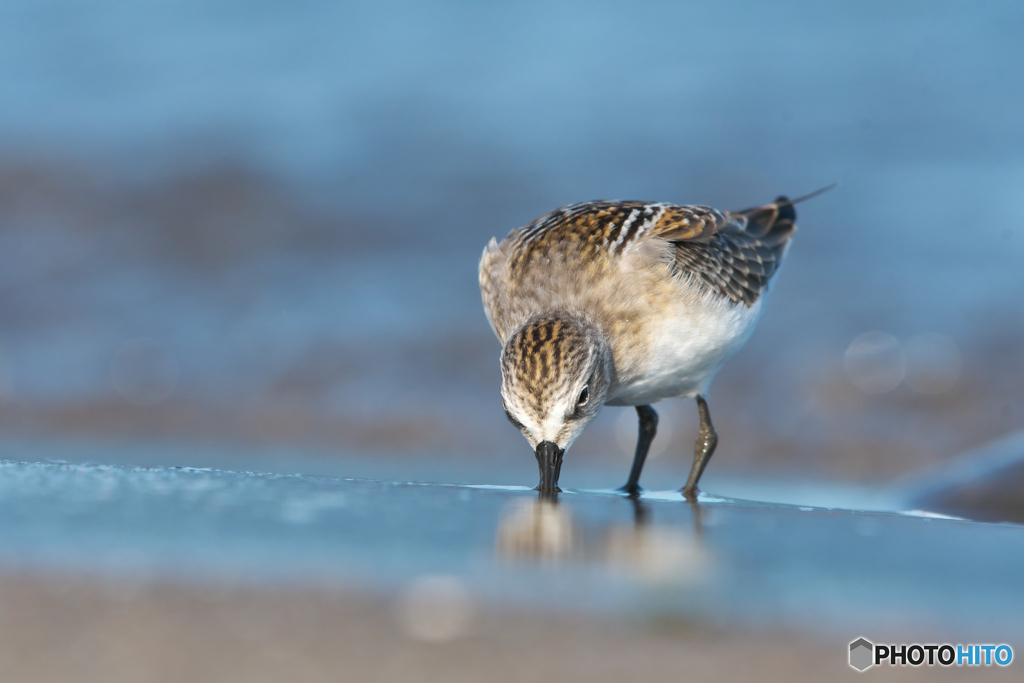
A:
605;296;764;406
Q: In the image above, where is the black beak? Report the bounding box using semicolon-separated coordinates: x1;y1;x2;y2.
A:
535;441;565;493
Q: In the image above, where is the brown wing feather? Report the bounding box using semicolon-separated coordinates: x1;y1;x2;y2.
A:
502;197;795;306
510;200;730;263
646;204;729;242
672;196;796;306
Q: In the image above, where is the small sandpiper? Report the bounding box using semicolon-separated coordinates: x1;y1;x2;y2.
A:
479;187;832;497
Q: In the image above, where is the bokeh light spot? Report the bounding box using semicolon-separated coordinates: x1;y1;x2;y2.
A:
844;332;905;394
398;574;473;643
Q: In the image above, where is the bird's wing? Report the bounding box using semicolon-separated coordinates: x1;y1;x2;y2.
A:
481;196;800;339
503;198;796;307
509;200;724;259
669;197;797;306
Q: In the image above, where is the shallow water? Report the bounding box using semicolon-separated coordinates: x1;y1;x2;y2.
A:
1;457;1020;643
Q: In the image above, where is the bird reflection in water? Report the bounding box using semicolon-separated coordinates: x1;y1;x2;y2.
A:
495;493;582;562
495;493;711;584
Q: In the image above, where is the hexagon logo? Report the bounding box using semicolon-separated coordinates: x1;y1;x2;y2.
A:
849;637;874;671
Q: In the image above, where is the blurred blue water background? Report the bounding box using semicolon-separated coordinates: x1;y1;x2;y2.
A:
0;0;1022;486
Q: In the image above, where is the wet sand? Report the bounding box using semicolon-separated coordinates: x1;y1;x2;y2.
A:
0;573;1014;683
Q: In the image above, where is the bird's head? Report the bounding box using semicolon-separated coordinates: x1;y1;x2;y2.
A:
500;313;611;492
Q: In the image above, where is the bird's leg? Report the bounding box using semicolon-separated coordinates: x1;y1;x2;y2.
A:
682;395;718;501
617;405;658;496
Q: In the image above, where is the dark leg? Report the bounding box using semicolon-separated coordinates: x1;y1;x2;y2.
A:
617;405;658;496
682;395;718;500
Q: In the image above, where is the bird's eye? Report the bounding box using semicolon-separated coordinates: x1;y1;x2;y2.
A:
577;386;590;407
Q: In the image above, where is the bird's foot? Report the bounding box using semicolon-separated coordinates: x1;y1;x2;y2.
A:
615;483;643;498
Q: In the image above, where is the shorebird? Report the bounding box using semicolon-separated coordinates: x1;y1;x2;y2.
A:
479;187;831;497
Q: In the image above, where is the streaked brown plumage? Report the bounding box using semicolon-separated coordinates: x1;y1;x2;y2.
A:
480;187;831;496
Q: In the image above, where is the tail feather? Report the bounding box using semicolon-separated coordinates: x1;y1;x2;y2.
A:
729;183;837;241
